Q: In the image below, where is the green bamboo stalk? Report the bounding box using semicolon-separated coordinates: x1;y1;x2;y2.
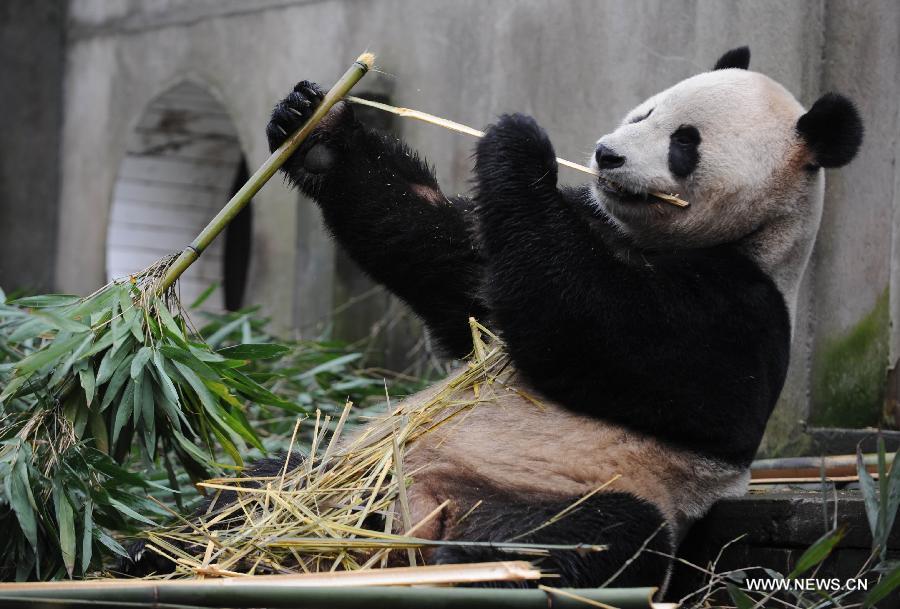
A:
0;586;660;609
158;52;376;292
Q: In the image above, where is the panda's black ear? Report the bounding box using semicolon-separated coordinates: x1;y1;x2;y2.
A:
713;46;750;70
796;93;864;168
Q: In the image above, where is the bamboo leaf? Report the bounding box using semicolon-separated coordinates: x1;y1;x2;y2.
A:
205;314;249;348
152;350;181;410
100;352;136;412
171;429;211;465
297;353;363;379
159;344;217;379
31;310;90;334
82;328;115;358
0;375;28;402
95;530;129;559
726;585;755;609
218;343;291;360
81;500;94;574
79;365;96;406
48;334;93;388
95;336;130;384
108;497;156;527
7;448;39;551
8;317;54;342
864;564;900;608
87;408;109;454
209;423;243;466
15;333;84;375
52;479;77;578
858;445;880;544
112;380;136;445
141;370;155;455
788;527;844;578
130;346;152;380
173;361;245;449
130;309;144;342
190;282;218;309
154;297;184;338
12;294;80;308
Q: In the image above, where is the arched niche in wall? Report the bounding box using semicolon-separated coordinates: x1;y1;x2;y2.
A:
106;81;252;312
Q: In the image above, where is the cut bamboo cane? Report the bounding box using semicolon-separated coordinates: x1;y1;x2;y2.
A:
158;52;375;292
0;562;538;591
0;580;661;609
750;452;894;482
346;95;690;208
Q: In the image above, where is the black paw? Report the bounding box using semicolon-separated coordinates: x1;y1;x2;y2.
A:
266;81;355;177
266;80;326;152
475;114;558;188
117;539;176;577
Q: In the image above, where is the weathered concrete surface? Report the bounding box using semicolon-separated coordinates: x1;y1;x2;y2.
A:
0;1;66;293
670;490;900;603
42;0;900;452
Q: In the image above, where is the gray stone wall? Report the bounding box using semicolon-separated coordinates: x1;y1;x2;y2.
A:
10;0;899;454
0;0;66;293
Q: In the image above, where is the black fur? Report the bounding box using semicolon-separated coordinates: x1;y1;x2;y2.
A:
433;486;673;588
472;114;789;468
796;93;864;169
138;75;797;587
668;124;701;177
267;81;487;358
268;94;792;467
713;46;750;70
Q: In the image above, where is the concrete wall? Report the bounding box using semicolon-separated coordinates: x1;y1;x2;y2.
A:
0;0;66;293
40;0;900;453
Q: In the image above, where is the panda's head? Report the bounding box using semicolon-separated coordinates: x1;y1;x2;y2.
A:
589;47;863;251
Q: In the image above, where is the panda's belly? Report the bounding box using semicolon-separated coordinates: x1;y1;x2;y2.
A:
396;369;749;539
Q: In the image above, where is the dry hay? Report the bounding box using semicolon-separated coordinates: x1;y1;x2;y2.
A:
139;320;606;579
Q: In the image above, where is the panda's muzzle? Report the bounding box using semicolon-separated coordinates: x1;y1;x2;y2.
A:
597;176;652;203
594;145;647;202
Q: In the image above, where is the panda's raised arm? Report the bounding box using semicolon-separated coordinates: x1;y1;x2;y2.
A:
473;114;790;465
267;82;488;358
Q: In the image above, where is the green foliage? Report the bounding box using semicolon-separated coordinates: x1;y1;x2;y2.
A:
0;284;301;579
859;436;900;607
0;283;426;581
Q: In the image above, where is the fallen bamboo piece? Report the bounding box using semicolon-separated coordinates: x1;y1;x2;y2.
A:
750;452;894;482
0;584;663;609
0;562;538;591
346;95;690;208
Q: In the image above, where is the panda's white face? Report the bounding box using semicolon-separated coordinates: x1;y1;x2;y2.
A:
589;69;812;250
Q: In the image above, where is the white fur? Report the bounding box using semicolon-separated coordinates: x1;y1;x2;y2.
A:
588;69;822;324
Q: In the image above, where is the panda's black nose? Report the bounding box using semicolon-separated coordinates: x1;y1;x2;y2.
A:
595;144;626;169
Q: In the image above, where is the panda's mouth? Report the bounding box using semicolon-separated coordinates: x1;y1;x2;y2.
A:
597;178;654;204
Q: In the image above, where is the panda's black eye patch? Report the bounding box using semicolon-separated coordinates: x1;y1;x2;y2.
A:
629;108;653;124
669;125;701;178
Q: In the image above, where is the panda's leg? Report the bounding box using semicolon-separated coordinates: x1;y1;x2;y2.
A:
120;453;305;576
267;82;487;358
432;492;674;590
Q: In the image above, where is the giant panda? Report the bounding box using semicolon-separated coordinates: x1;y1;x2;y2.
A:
127;47;863;590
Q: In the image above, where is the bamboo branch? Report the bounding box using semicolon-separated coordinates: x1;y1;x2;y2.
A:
346;95;689;208
158;52;376;292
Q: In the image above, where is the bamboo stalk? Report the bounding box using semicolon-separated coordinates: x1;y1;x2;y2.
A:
346;95;690;208
158;52;375;292
0;583;660;609
0;562;538;591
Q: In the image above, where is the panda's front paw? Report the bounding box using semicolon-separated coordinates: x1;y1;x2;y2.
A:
266;80;354;176
475;114;558;190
